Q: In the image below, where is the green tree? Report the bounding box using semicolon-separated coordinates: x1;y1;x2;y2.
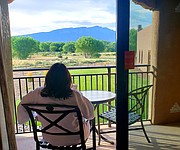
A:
11;36;38;59
39;42;50;52
129;29;137;51
101;40;110;52
58;42;65;52
75;36;104;58
34;40;40;53
50;42;65;52
11;36;17;58
105;42;116;52
62;42;76;53
50;45;57;52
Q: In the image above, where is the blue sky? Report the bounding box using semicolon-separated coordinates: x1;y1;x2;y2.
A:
8;0;152;36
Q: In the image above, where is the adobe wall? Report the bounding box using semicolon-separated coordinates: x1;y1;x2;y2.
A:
137;25;152;65
151;0;180;124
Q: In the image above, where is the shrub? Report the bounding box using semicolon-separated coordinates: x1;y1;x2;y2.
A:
26;72;33;82
91;53;101;58
72;53;76;56
57;53;63;58
42;53;49;56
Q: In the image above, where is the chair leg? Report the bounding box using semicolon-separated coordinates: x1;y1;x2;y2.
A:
140;120;151;143
97;106;101;145
91;118;96;150
36;143;40;150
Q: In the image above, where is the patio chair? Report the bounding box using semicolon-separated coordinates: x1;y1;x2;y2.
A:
22;104;94;150
99;85;153;144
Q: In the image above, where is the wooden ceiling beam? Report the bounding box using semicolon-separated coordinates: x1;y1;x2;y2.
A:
132;0;156;10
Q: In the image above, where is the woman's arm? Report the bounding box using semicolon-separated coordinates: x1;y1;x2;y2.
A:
17;88;40;124
17;95;31;124
75;91;94;120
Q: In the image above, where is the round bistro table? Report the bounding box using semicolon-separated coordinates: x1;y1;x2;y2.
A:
81;90;116;145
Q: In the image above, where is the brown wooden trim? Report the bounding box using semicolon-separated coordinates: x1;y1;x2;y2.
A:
0;36;17;150
8;0;14;4
0;34;17;150
0;0;17;149
132;0;156;10
0;127;2;150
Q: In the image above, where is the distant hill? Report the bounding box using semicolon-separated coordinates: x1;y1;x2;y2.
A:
21;26;116;42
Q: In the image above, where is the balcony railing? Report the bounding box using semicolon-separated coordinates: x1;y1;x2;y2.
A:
13;64;153;134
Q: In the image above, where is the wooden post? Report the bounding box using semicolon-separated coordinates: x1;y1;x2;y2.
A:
0;37;17;150
0;0;17;149
0;127;2;150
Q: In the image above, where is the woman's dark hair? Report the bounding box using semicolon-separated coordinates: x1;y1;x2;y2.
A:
41;63;73;99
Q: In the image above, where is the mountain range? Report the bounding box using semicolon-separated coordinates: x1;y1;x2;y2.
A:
22;26;116;42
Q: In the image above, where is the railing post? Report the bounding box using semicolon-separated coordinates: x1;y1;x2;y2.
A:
107;67;111;92
107;67;112;127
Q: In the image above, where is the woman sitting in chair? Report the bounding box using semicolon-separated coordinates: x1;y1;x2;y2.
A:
18;63;94;146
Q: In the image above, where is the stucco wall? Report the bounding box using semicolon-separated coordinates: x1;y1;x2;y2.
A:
151;0;180;124
137;25;152;71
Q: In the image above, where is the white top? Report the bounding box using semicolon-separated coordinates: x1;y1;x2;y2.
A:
81;90;116;104
17;87;94;146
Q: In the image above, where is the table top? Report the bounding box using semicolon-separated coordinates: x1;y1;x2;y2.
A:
81;90;116;104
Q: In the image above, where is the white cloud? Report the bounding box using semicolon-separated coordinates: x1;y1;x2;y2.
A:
9;0;116;35
8;0;151;36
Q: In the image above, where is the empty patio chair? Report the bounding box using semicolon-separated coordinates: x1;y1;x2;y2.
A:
99;85;153;144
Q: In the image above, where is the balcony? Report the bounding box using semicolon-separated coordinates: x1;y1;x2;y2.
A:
13;65;180;149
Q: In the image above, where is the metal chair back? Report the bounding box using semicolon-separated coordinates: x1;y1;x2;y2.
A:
22;104;86;150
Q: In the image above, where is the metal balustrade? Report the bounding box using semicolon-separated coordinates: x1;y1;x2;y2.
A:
13;65;153;134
